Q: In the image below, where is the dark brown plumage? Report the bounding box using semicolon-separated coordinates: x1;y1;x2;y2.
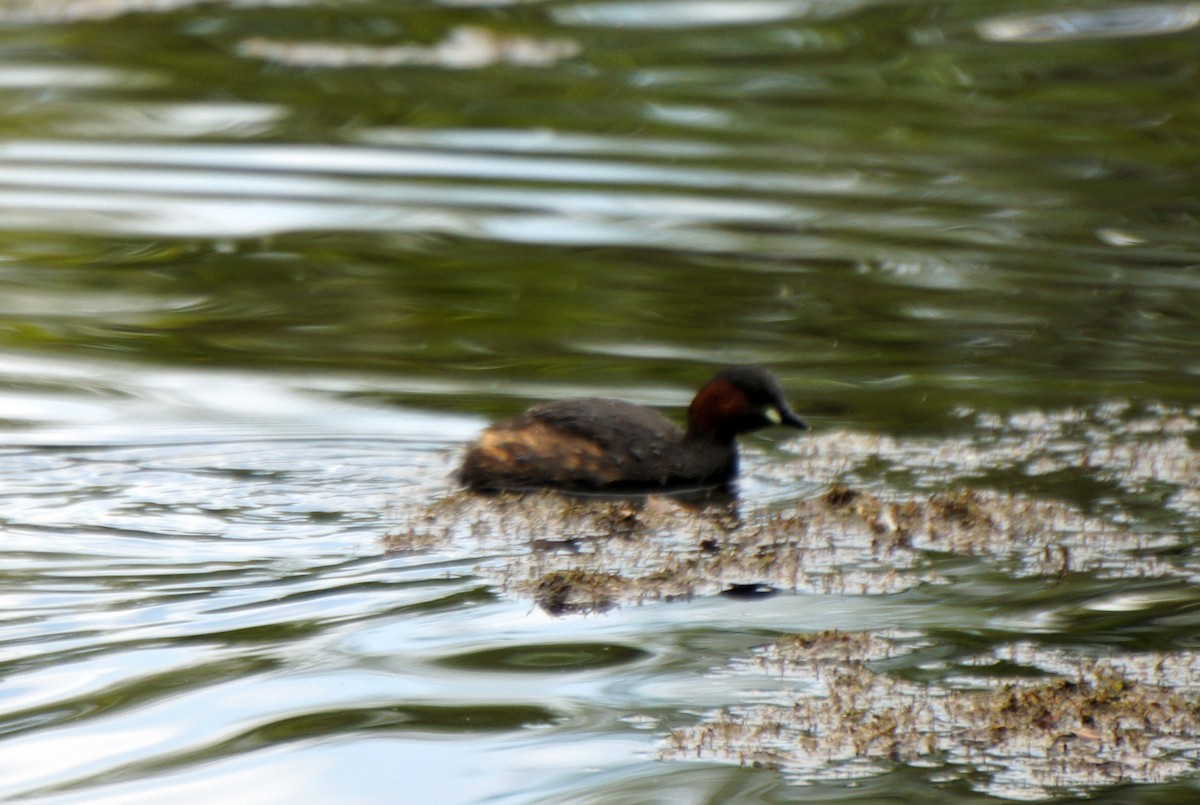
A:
458;366;806;493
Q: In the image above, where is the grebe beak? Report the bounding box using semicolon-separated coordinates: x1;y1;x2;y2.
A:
765;406;807;430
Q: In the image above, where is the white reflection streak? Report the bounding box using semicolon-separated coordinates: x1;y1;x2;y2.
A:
555;0;859;28
65;761;327;805
0;649;196;720
239;26;580;69
0;139;829;240
0;140;852;194
0;189;463;238
0;65;157;88
54;102;285;139
0;163;797;222
980;3;1200;42
0;726;174;796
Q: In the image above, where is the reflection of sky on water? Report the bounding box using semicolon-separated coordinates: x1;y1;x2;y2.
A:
981;3;1200;42
555;0;871;28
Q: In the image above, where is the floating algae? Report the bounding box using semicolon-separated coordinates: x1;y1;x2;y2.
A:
663;631;1200;800
386;480;1186;613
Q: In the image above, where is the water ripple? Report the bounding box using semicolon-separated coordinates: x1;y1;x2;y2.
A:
555;0;870;28
980;3;1200;42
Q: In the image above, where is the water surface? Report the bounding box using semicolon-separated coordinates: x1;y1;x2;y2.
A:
1;0;1198;801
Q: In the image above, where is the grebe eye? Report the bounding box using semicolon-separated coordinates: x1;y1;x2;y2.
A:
763;407;783;425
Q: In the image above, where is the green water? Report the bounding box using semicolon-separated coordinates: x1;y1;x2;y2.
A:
0;0;1198;802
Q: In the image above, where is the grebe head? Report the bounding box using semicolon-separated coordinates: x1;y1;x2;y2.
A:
686;366;807;439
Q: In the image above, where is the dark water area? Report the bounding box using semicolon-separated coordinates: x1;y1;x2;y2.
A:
0;0;1198;802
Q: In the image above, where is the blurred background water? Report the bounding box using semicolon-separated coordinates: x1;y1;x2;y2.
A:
0;0;1198;802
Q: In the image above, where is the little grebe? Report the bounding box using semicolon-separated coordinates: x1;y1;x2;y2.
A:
458;366;806;493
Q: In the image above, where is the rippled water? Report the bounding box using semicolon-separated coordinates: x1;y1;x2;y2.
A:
1;0;1198;802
